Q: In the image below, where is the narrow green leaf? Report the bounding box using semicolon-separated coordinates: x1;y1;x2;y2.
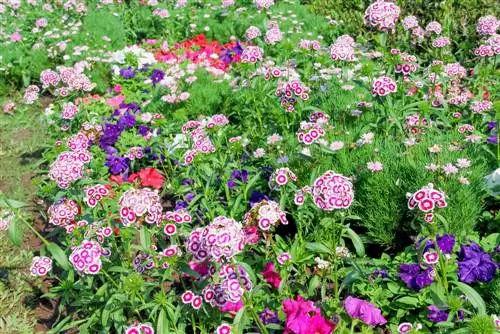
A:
344;227;365;256
305;242;331;254
157;308;169;334
452;281;486;315
8;218;22;246
140;227;151;251
47;242;70;270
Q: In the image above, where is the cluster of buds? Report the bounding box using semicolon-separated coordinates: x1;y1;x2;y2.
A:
245;26;261;40
119;188;163;226
296;121;326;145
275;79;310;112
48;198;79;232
30;256;53;277
364;0;401;32
186;216;245;262
372;76;397;96
330;35;356;62
311;171;354;210
407;183;447;223
84;184;110;208
69;240;109;275
49;150;92;189
243;200;288;231
268;168;297;189
202;265;253;309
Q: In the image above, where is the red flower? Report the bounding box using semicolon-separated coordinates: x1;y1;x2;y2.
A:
261;262;281;288
134;167;165;189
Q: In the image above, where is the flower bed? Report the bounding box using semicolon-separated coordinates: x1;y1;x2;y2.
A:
1;0;499;333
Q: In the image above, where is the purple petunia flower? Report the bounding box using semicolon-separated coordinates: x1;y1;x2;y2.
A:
100;123;122;148
249;191;271;207
119;67;135;79
259;308;280;325
436;234;455;254
151;69;165;85
227;169;248;189
399;264;433;290
138;125;150;136
487;134;498;145
105;155;129;175
457;243;497;284
427;305;448;323
117;113;136;129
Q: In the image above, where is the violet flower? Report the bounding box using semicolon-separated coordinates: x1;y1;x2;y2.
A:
457;243;497;284
105;155;129;175
119;67;135;79
427;305;448;323
151;69;165;85
399;264;433;290
344;296;387;326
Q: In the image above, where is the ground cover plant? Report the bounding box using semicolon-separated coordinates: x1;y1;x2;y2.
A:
0;0;499;333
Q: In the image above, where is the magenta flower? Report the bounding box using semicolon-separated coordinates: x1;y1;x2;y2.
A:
282;296;335;334
344;296;387;326
261;262;281;288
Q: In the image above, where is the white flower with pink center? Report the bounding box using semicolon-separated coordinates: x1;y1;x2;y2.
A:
311;171;354;211
118;188;163;227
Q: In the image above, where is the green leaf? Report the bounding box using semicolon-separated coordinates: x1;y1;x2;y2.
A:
308;276;320;297
395;296;419;306
0;198;27;208
140;227;151;251
232;305;247;334
452;281;486;315
305;242;331;254
157;308;169;334
47;242;70;270
344;227;365;256
7;218;22;246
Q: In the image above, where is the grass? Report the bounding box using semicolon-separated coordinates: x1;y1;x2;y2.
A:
0;101;49;333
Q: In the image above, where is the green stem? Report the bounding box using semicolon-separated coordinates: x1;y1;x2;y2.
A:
20;216;50;247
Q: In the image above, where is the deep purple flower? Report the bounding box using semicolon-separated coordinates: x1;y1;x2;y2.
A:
436;234;455;254
105;155;129;175
427;305;448;323
227;169;249;189
185;193;195;202
119;67;135;79
487;121;497;131
151;69;165;85
259;308;280;325
373;269;389;278
138;125;150;136
119;102;140;113
487;134;498;145
399;264;433;290
249;191;271;207
100;123;122;148
181;178;194;186
175;200;188;210
117;113;136;129
457;243;497;284
416;234;455;254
